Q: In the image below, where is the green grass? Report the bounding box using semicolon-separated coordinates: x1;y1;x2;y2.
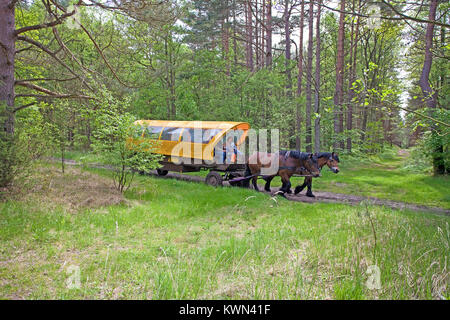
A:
0;166;448;299
249;149;449;209
58;149;450;209
289;152;450;209
53;150;101;164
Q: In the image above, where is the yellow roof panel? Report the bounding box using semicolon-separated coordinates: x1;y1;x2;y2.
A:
134;120;250;131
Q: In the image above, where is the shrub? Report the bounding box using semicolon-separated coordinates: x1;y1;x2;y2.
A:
92;90;162;193
0;104;51;188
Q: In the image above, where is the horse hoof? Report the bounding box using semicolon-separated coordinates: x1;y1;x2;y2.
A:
306;193;315;198
287;189;292;194
274;191;287;198
294;186;303;194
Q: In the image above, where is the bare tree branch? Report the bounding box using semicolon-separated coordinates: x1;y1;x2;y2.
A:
15;77;78;83
15;45;34;54
13;102;37;113
15;93;93;100
318;0;450;28
14;10;76;35
16;35;94;92
8;0;19;9
15;81;88;98
51;27;97;77
78;23;143;88
380;0;449;28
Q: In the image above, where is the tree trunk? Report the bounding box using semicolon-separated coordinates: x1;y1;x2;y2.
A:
361;99;368;142
418;0;444;175
265;0;272;68
314;0;322;153
284;0;292;96
261;0;266;68
346;0;360;153
245;1;254;71
305;1;313;153
419;0;438;110
333;0;345;150
284;0;294;147
232;0;238;68
255;0;259;70
440;19;445;92
0;0;16;134
222;2;230;77
295;0;305;150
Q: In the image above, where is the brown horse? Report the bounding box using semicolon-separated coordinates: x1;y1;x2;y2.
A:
294;152;340;197
245;150;320;197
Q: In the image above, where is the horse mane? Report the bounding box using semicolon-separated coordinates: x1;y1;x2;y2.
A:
317;152;340;162
280;150;310;160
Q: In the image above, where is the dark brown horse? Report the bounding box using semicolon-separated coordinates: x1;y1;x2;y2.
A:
245;150;320;197
294;152;340;197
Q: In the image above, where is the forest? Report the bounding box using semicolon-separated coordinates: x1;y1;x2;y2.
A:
0;0;448;180
0;0;449;301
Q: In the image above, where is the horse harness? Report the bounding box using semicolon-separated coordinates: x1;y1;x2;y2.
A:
281;151;306;172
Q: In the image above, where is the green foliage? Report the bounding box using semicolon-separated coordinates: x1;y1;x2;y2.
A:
0;132;16;188
362;121;384;154
405;129;449;175
0;104;51;188
12;1;413;156
43;101;74;173
92;90;162;193
402;136;434;173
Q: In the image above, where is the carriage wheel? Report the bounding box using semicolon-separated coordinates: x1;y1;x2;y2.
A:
205;171;223;187
156;169;168;176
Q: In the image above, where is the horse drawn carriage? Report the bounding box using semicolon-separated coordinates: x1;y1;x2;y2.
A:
130;120;338;197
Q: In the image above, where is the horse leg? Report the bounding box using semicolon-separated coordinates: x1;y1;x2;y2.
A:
252;176;259;191
275;175;290;198
294;177;307;194
286;183;293;194
306;177;315;197
284;179;292;195
264;176;274;192
242;165;252;188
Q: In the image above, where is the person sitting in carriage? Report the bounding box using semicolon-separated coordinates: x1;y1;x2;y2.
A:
222;136;242;164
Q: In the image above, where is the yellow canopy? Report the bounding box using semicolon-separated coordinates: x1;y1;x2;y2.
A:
134;120;250;131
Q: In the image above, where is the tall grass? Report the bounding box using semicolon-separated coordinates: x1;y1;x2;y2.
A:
0;168;448;299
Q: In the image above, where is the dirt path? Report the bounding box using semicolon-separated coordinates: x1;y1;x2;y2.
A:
397;149;411;158
149;171;449;216
50;158;449;216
